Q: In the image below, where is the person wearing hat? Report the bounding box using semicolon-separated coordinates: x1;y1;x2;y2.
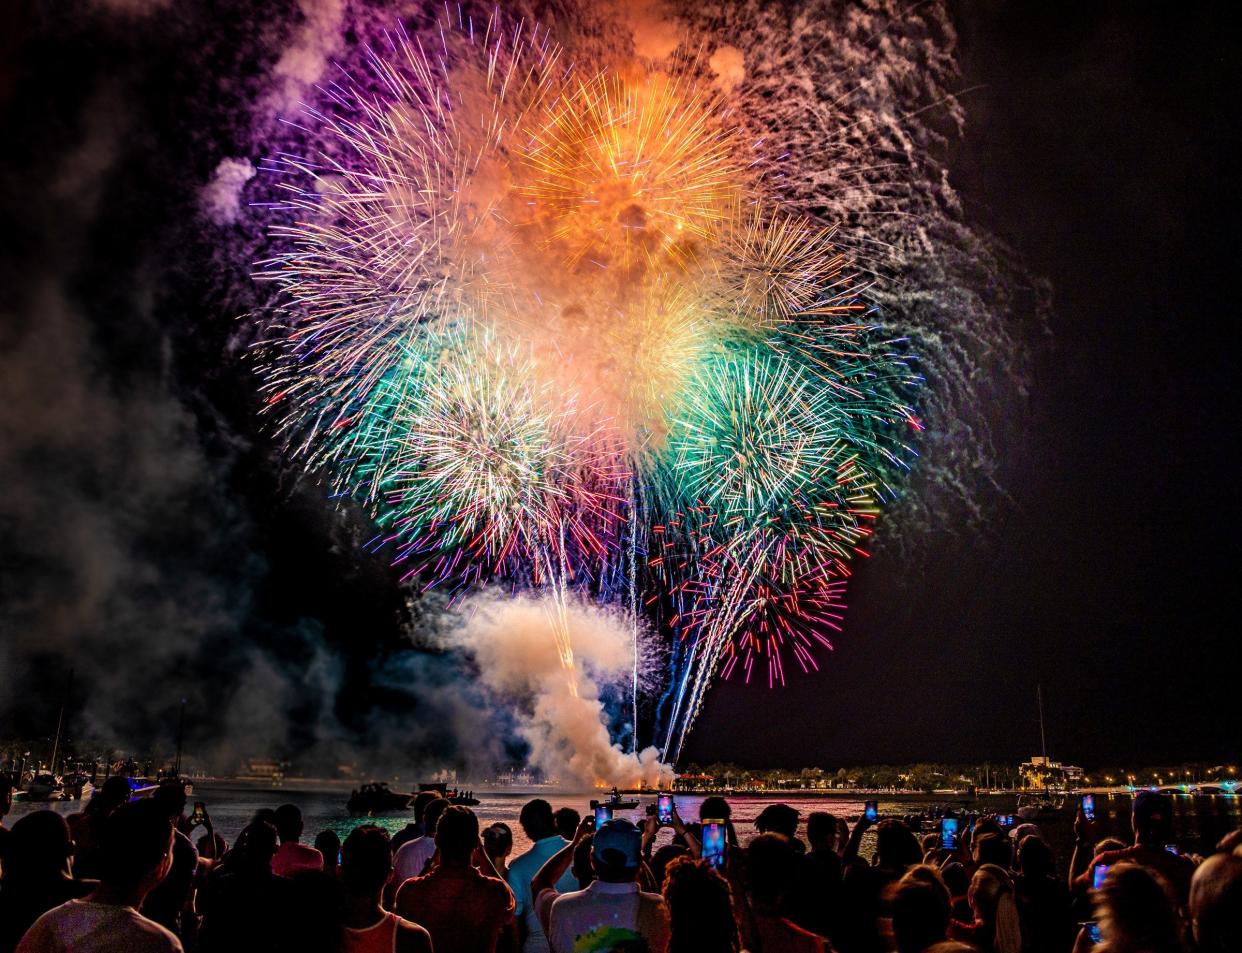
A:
547;819;668;953
1072;791;1196;904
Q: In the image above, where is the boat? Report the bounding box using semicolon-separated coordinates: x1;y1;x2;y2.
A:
1017;792;1066;819
25;773;63;801
61;772;94;800
347;782;413;815
417;781;479;806
590;787;640;811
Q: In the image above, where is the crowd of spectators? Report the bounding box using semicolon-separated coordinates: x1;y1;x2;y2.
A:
1;778;1239;953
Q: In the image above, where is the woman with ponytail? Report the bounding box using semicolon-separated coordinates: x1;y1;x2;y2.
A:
951;864;1023;953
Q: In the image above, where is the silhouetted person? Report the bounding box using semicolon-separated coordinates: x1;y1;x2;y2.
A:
17;800;180;953
952;864;1022;953
0;812;94;953
744;833;827;953
316;830;341;877
141;785;199;940
393;792;443;852
1074;863;1184;953
553;808;580;842
662;856;740;953
395;806;515;953
393;797;449;884
198;820;292;953
840;815;922;953
271;803;323;877
340;826;430;953
1074;792;1195;904
506;799;575;953
546;819;667;953
65;776;131;881
891;866;952;953
787;810;843;939
1014;836;1074;953
483;823;514;881
1189;853;1242;953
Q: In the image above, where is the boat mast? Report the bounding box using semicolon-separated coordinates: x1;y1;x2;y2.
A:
49;668;73;776
1038;680;1048;765
174;698;186;777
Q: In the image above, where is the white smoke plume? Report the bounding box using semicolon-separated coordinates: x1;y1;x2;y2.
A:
446;592;673;789
201;157;256;225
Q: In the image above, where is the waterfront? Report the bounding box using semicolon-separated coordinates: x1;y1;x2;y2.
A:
10;781;1239;863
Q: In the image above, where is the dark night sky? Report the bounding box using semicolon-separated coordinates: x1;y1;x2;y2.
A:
1;1;1238;771
687;2;1240;768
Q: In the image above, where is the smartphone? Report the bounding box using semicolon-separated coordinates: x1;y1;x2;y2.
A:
657;792;674;825
1084;922;1102;944
940;817;958;850
864;800;878;822
1092;863;1111;890
190;802;207;826
1082;794;1095;822
594;804;613;827
702;819;727;868
999;813;1013;827
1164;844;1179;855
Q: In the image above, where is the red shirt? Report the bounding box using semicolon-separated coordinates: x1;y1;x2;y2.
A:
395;863;515;953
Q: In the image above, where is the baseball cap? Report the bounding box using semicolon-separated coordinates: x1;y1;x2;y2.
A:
592;819;642;869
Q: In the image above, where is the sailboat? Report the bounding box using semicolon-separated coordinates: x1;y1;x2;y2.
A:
1017;684;1066;819
27;670;72;801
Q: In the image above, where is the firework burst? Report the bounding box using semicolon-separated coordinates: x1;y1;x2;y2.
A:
255;9;923;760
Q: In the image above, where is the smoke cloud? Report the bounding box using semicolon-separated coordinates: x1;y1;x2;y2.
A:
447;592;673;788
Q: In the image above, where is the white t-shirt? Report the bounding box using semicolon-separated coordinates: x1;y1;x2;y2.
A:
17;899;183;953
392;835;436;885
547;881;668;953
506;835;576;953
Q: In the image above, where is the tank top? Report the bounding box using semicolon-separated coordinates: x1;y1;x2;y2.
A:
344;910;402;953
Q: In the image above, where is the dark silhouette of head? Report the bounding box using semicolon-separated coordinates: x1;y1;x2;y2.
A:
274;803;304;844
412;791;440;824
99;800;174;892
341;825;393;897
571;833;596;889
554;807;581;840
422;797;449;836
6;810;75;878
1096;863;1181;953
754;804;799;839
806;812;837;852
435;806;479;865
89;776;132;814
151;784;187;820
973;832;1012;869
1190;853;1242;953
519;798;557;841
699;796;731;822
745;833;799;911
235;820;280;872
483;822;513;861
663;857;740;953
591;820;641;884
315;829;341;868
1131;792;1175;846
651;844;690;891
875;819;922;871
941;862;969;899
893;867;952;953
1017;836;1055;879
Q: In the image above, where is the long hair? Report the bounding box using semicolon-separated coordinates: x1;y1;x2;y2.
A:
1097;863;1183;953
662;857;740;953
969;864;1022;953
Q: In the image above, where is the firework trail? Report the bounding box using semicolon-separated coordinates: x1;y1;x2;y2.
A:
243;0;1036;771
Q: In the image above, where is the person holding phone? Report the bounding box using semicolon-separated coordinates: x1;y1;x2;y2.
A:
546;820;669;953
1070;792;1195;904
505;799;578;953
